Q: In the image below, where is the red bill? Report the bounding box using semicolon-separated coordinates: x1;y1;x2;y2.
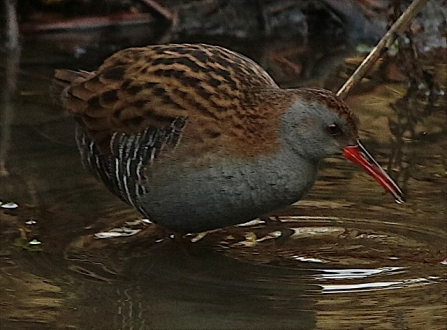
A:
343;141;405;204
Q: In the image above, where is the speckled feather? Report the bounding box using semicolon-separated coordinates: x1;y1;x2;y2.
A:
55;44;357;159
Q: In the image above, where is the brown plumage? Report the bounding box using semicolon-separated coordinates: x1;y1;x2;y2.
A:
54;43;402;232
55;44;357;158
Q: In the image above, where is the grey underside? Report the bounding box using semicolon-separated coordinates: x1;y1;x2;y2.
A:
76;120;319;232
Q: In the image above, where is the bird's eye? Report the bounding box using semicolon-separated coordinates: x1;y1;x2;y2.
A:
327;123;342;136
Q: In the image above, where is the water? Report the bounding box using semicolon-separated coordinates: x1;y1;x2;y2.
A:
0;28;446;329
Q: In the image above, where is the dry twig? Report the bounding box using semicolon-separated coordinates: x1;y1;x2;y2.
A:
336;0;430;100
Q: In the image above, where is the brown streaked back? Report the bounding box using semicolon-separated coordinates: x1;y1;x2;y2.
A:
55;43;284;156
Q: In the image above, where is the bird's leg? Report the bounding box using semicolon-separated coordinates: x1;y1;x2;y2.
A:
259;215;294;247
259;214;282;226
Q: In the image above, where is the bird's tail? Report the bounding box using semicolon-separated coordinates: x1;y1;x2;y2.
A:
50;69;92;106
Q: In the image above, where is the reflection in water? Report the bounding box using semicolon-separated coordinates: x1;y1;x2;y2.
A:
68;242;318;329
386;30;446;199
317;266;404;280
1;24;446;330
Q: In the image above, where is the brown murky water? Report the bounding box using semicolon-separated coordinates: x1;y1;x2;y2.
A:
0;30;446;330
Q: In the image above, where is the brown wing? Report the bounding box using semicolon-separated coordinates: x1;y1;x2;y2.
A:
56;43;279;155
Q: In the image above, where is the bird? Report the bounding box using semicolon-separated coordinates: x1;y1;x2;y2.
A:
53;43;404;233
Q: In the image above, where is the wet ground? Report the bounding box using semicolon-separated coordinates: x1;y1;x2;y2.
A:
1;23;446;330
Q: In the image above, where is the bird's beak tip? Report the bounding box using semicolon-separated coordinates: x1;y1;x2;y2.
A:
343;142;405;204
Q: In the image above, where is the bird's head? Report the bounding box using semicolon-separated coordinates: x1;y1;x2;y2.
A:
280;88;404;204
